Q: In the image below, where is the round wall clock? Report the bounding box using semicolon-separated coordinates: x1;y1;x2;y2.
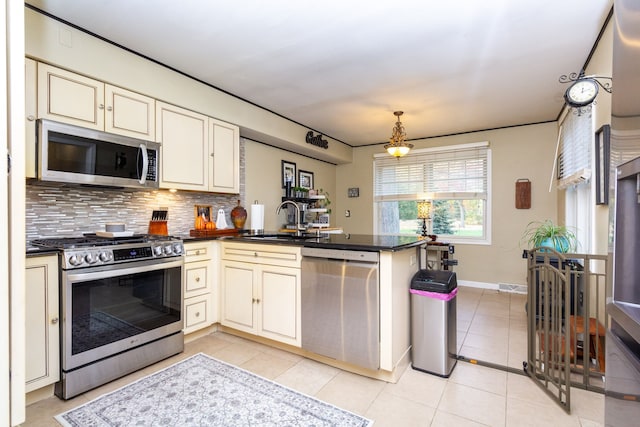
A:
564;78;599;108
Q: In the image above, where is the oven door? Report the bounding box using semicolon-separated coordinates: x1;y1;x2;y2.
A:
60;257;183;371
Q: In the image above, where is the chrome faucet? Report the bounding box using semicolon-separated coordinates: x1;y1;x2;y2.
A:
276;200;304;234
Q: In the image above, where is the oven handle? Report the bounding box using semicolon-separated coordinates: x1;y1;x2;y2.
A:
65;258;183;282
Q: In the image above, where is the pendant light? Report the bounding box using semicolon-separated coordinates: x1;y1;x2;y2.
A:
384;111;414;157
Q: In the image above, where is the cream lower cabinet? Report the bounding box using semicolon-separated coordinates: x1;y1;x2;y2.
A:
182;242;217;334
221;242;301;347
25;254;59;393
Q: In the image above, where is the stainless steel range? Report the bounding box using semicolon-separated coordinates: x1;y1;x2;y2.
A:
32;234;185;400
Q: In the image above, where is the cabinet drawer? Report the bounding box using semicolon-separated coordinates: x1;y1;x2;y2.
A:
184;261;209;297
184;294;211;332
221;242;301;268
184;242;212;262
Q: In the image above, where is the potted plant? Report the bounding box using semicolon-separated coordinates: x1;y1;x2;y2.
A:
293;186;308;198
316;189;332;213
521;220;578;253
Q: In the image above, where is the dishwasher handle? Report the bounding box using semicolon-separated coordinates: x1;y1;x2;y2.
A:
306;258;380;270
301;247;379;263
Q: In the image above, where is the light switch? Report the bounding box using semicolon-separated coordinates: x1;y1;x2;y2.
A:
345;210;351;217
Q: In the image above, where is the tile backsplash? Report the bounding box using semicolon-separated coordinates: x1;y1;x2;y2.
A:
26;138;246;241
25;183;244;240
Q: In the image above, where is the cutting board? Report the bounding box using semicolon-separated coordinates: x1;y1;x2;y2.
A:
189;228;241;237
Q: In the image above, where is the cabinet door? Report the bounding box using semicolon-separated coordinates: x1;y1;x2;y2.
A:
37;63;104;130
209;118;240;193
259;265;301;347
156;102;208;191
25;58;37;178
25;255;59;392
184;260;210;298
221;261;256;334
105;84;155;140
183;294;212;334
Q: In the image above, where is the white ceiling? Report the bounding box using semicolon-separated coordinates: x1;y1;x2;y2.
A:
26;0;613;147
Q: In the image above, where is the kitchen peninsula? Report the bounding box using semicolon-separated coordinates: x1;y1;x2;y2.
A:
213;233;425;383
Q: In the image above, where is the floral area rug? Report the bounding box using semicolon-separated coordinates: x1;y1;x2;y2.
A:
56;352;373;426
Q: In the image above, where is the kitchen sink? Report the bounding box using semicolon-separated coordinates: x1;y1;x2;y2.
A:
244;233;317;242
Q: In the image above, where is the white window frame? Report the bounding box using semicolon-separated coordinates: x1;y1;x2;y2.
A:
558;108;593;251
373;141;492;245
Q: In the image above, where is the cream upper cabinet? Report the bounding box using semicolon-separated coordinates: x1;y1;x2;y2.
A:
37;63;105;130
220;242;301;347
25;58;37;178
209;118;240;193
37;63;155;140
25;255;60;393
104;84;155;140
156;101;209;191
157;101;240;193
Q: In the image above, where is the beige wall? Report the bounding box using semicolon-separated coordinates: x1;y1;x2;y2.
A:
586;18;613;256
335;123;559;286
244;139;336;231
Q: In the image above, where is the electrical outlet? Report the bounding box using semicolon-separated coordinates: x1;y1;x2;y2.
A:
410;255;416;265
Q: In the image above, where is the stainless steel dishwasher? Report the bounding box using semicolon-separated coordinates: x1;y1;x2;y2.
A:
301;247;379;370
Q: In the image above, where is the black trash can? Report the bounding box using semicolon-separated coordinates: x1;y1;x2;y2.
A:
410;269;458;377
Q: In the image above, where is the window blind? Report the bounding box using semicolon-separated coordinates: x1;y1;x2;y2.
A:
374;144;488;201
557;110;592;184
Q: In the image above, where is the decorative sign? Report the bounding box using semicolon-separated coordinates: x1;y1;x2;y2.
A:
306;131;329;149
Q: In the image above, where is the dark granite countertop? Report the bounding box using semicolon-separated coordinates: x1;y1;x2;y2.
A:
26;245;60;256
301;234;426;251
27;232;426;255
182;231;426;252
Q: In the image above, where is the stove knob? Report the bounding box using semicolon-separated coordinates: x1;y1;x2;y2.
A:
163;244;173;255
153;245;164;256
84;253;98;264
99;251;113;262
172;243;183;255
68;254;83;266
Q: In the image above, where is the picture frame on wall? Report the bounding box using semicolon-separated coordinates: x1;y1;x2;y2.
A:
194;205;213;222
282;160;296;188
299;170;314;190
595;124;611;205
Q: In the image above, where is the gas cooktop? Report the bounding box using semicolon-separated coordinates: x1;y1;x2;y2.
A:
31;234;176;249
31;234;184;270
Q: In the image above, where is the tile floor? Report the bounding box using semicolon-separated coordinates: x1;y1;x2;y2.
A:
456;286;529;371
21;286;604;427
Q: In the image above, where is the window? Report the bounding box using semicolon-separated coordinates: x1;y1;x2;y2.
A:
374;142;491;243
557;110;592;188
557;108;593;251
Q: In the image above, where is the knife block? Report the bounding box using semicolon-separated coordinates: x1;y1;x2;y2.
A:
148;221;168;235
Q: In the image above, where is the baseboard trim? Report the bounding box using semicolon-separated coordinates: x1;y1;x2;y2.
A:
458;280;527;294
458;280;499;290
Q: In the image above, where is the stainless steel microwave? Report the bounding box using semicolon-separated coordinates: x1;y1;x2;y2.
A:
37;119;160;189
